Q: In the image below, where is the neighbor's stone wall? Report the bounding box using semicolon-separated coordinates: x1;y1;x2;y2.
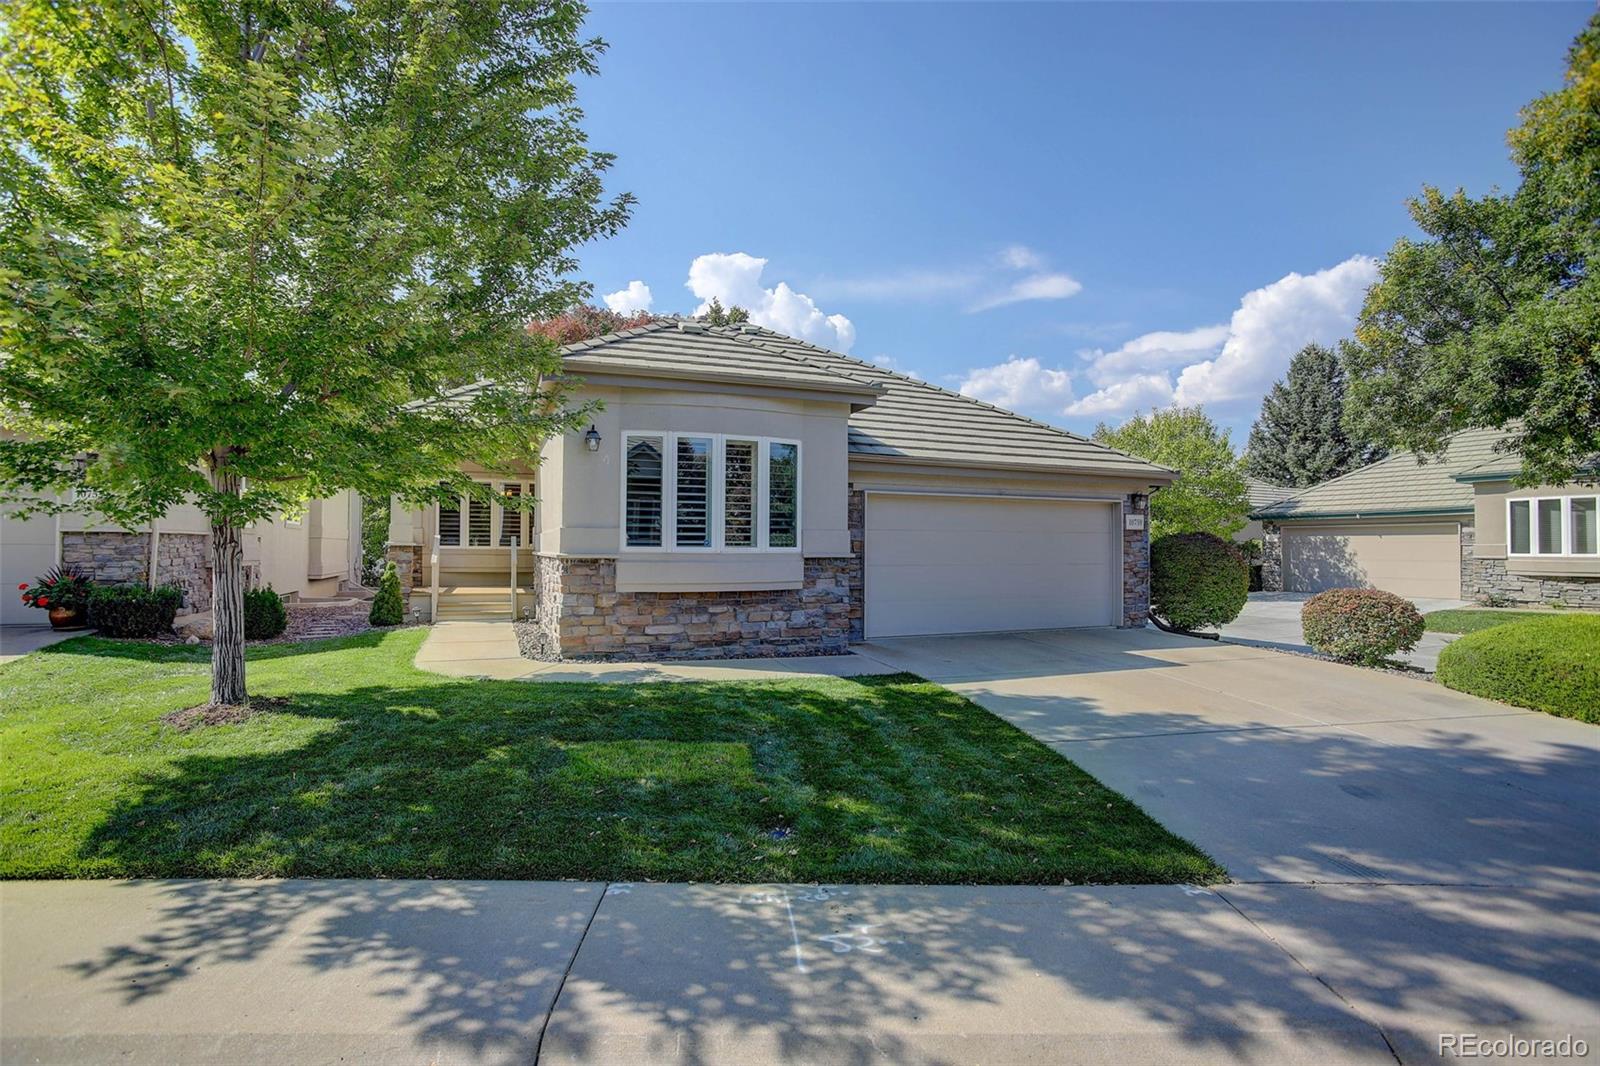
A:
533;555;858;661
1461;523;1600;606
1122;493;1151;627
1260;523;1283;592
156;532;211;612
61;531;149;585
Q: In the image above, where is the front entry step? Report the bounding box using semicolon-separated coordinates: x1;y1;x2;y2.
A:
433;584;530;623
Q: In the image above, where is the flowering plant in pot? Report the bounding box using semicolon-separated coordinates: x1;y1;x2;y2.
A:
18;567;94;630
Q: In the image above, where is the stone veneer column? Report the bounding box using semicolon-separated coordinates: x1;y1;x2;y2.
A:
1259;523;1283;592
1121;493;1151;627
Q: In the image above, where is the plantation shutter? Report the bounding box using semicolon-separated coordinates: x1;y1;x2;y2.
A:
675;436;712;547
437;484;461;547
626;436;664;547
499;483;523;546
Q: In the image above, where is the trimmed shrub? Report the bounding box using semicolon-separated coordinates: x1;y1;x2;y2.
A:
244;586;288;640
1149;532;1249;631
1437;614;1599;722
87;584;183;638
369;562;404;626
1301;588;1424;666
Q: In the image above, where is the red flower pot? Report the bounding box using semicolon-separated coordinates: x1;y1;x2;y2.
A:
47;606;86;631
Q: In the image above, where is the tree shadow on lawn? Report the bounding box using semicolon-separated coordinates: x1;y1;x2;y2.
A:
66;667;1217;887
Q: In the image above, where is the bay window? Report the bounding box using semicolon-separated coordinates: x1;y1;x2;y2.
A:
622;432;802;552
1507;493;1599;557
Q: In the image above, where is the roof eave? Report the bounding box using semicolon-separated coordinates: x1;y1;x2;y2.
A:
1252;505;1473;521
849;450;1178;484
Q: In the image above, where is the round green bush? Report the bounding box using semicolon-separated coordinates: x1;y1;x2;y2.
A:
1300;588;1424;666
368;562;404;626
243;586;288;640
1149;532;1249;632
1437;614;1599;722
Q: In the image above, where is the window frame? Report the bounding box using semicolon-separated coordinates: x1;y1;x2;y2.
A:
1506;493;1599;558
619;431;802;554
435;480;534;550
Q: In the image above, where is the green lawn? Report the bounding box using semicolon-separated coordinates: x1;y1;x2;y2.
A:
1423;608;1557;634
0;629;1222;884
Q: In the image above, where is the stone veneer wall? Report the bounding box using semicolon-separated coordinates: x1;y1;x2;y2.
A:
1121;493;1150;627
156;533;211;612
533;556;859;661
61;530;213;611
1259;523;1283;592
385;544;419;593
1461;523;1600;606
529;488;865;662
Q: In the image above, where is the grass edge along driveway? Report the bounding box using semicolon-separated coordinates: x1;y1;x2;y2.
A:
0;629;1222;885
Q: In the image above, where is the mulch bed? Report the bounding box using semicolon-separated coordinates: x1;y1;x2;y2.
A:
162;696;291;731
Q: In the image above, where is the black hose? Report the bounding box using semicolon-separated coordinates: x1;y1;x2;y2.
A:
1148;611;1220;640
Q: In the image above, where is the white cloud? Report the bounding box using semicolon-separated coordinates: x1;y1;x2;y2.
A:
997;244;1046;271
1175;256;1379;406
957;356;1073;411
809;244;1081;313
1064;374;1175;417
686;252;855;352
1059;255;1378;421
602;279;652;315
968;272;1083;313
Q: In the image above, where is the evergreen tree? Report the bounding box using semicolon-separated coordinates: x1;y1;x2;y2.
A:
1245;344;1380;487
701;298;751;326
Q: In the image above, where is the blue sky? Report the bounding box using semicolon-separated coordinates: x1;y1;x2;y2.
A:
570;2;1586;445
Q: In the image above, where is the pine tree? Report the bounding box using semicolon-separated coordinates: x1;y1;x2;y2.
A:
369;564;405;627
1245;344;1380;487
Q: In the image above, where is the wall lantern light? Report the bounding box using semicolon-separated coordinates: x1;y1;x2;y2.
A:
584;425;602;452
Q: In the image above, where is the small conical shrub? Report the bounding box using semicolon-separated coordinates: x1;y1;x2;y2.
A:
368;561;404;626
243;585;288;639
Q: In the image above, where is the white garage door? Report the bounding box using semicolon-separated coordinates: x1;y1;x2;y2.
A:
865;494;1117;639
1;511;58;625
1284;523;1461;600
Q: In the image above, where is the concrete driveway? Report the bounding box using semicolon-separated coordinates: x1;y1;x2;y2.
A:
1216;592;1467;672
859;625;1600;1059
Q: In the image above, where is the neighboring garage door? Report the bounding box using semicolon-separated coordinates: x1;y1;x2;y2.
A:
864;494;1117;638
1283;522;1461;600
1;511;58;625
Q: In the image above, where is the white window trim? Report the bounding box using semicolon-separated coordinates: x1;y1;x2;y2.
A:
435;480;533;550
1507;493;1599;557
620;431;802;554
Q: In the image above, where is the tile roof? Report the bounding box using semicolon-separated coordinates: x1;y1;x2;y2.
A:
558;322;881;398
1245;476;1294;510
556;322;1174;481
1253;427;1516;520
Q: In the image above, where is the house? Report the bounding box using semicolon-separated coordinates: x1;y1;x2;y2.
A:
1;490;362;626
1237;476;1293;545
1251;426;1598;605
384;321;1176;659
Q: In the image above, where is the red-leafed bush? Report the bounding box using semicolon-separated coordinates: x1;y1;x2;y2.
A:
526;305;657;345
1301;588;1424;666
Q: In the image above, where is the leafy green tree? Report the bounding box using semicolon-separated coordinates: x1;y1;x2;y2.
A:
1094;407;1249;540
701;298;750;326
1342;15;1600;485
0;0;630;706
1245;343;1383;487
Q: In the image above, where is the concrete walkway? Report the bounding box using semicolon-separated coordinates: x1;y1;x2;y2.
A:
1216;592;1466;672
0;624;91;665
415;620;900;682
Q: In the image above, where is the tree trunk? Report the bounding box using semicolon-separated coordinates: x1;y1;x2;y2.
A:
210;481;248;706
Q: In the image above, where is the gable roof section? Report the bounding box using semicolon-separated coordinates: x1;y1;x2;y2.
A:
1253;427;1514;520
558;322;882;400
1245;476;1294;510
702;325;1174;481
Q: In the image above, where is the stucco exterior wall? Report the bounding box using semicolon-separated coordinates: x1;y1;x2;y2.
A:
535;384;854;566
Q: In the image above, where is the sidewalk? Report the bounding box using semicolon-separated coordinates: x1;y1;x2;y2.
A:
5;878;1595;1064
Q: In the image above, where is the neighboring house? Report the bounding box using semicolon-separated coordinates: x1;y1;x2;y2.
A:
1;491;362;626
1251;426;1598;605
1237;476;1292;545
385;321;1176;659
